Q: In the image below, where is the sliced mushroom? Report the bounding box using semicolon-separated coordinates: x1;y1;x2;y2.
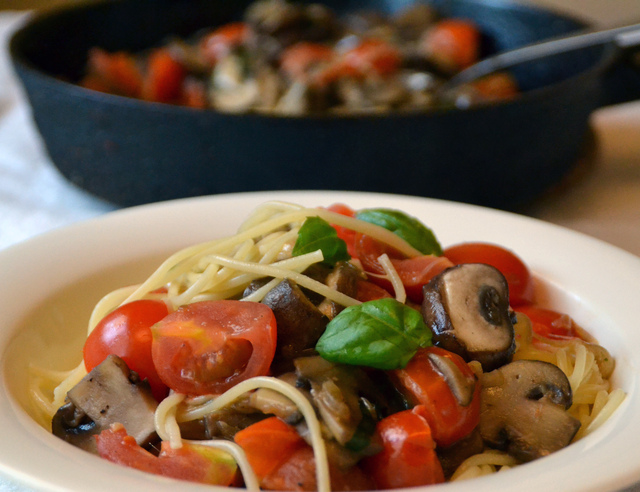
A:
422;263;515;371
294;356;363;446
437;428;484;479
210;54;260;113
479;359;581;462
52;355;158;454
426;350;476;407
260;279;329;372
317;261;361;319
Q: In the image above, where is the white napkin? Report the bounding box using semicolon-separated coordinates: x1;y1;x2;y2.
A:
0;11;116;251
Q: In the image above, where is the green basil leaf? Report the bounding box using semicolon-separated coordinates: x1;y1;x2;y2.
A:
292;216;350;266
316;298;432;370
355;208;442;256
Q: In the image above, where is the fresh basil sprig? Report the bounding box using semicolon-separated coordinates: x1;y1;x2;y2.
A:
316;298;432;370
292;216;350;266
355;208;442;256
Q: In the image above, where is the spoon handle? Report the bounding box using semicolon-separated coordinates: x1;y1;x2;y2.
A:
442;22;640;90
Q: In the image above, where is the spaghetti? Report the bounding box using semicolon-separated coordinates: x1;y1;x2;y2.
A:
28;200;625;490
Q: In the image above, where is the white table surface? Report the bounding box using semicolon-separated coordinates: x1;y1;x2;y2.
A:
1;3;640;491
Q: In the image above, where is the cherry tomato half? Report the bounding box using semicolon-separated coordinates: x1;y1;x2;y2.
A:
361;406;445;489
83;299;170;401
444;242;535;306
151;300;277;395
200;22;250;65
325;203;358;259
390;346;481;447
280;42;335;83
420;19;480;72
141;48;186;103
516;305;584;341
96;424;238;486
355;233;452;303
340;39;402;78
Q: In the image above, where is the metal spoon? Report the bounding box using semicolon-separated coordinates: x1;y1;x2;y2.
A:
438;22;640;94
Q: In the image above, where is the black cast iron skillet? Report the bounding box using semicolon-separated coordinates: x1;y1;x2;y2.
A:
9;0;640;209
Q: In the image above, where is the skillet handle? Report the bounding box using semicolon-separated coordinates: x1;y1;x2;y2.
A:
599;41;640;107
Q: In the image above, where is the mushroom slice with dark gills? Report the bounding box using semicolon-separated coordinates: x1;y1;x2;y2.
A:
422;263;515;371
317;261;362;319
52;355;158;454
257;279;329;372
479;359;581;462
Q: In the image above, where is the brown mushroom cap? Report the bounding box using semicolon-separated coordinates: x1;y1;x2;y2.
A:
422;263;515;371
479;359;581;462
52;355;158;453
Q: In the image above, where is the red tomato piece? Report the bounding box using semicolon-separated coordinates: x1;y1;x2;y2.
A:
141;48;186;103
262;446;374;492
280;42;335;83
83;299;170;401
361;406;445;489
420;19;481;72
355;233;453;303
356;278;393;302
234;417;307;480
200;22;250;65
326;39;402;82
390;347;481;447
151;300;277;395
516;305;584;341
444;242;535;306
235;416;374;491
85;48;143;97
324;203;358;258
180;78;209;109
96;424;238;485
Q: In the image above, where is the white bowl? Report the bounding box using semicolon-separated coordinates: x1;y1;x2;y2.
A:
1;191;639;492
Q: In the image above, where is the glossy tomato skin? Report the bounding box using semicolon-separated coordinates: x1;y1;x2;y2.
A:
200;22;250;65
361;406;445;489
444;242;535;306
516;305;584;341
390;346;481;448
325;203;358;259
151;300;277;395
83;299;170;401
96;424;239;486
355;233;453;303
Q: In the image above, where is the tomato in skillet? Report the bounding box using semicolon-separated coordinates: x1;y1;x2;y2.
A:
444;242;535;306
200;22;250;66
82;48;143;97
338;39;403;78
420;19;481;72
390;346;481;448
280;42;335;83
361;406;445;488
83;299;170;401
151;300;277;395
141;48;186;103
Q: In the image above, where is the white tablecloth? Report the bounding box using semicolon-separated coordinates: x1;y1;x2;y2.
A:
0;11;116;252
1;6;640;492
